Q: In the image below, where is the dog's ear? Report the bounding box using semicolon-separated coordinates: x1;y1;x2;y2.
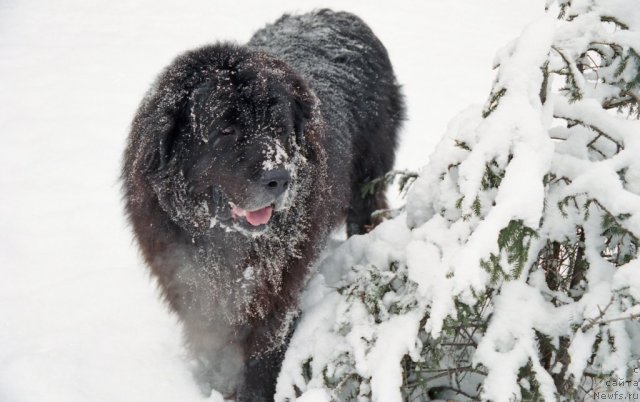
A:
156;124;180;172
291;87;313;148
141;82;218;177
125;96;181;179
129;85;190;175
188;82;216;144
155;82;215;171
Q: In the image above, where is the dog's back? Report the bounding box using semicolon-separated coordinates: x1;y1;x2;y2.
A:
249;9;404;235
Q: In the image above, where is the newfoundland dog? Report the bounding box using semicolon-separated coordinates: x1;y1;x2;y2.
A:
122;9;403;401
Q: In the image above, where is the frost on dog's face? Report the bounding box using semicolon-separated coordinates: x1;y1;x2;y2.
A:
145;51;315;237
178;69;308;233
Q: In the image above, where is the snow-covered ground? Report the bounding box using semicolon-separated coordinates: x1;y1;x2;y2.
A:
0;1;544;401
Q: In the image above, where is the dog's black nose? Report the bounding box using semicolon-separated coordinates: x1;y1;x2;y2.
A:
261;168;290;197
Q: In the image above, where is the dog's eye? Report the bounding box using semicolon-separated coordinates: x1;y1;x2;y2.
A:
220;126;235;135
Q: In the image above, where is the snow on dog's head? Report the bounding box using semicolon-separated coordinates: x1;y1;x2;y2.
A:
144;45;315;236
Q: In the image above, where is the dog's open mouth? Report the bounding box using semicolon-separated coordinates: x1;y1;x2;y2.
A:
230;203;274;227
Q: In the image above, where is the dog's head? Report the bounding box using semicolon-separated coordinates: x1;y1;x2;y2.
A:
142;44;318;236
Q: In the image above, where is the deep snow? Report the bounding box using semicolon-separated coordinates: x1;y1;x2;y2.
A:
0;1;544;401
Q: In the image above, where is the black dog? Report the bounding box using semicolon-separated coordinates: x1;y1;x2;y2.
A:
122;9;403;401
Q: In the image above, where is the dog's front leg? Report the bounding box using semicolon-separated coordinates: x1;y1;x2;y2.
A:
236;345;286;402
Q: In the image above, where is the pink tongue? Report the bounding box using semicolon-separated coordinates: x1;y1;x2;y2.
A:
245;206;273;226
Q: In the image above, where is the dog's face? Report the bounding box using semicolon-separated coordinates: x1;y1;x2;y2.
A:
163;58;313;234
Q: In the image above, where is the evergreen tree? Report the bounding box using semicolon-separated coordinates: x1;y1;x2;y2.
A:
276;1;640;400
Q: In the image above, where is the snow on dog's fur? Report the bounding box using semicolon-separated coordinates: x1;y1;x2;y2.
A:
122;9;403;401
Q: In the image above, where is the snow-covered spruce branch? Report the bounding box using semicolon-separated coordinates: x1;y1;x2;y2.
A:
364;170;419;223
361;169;419;199
275;1;640;401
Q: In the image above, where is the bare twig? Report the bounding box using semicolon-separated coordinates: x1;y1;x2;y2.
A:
581;296;615;331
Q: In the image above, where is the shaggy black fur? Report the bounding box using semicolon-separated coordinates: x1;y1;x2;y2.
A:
122;9;403;401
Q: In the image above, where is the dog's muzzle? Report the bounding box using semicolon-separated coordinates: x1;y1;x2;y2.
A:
211;168;292;231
